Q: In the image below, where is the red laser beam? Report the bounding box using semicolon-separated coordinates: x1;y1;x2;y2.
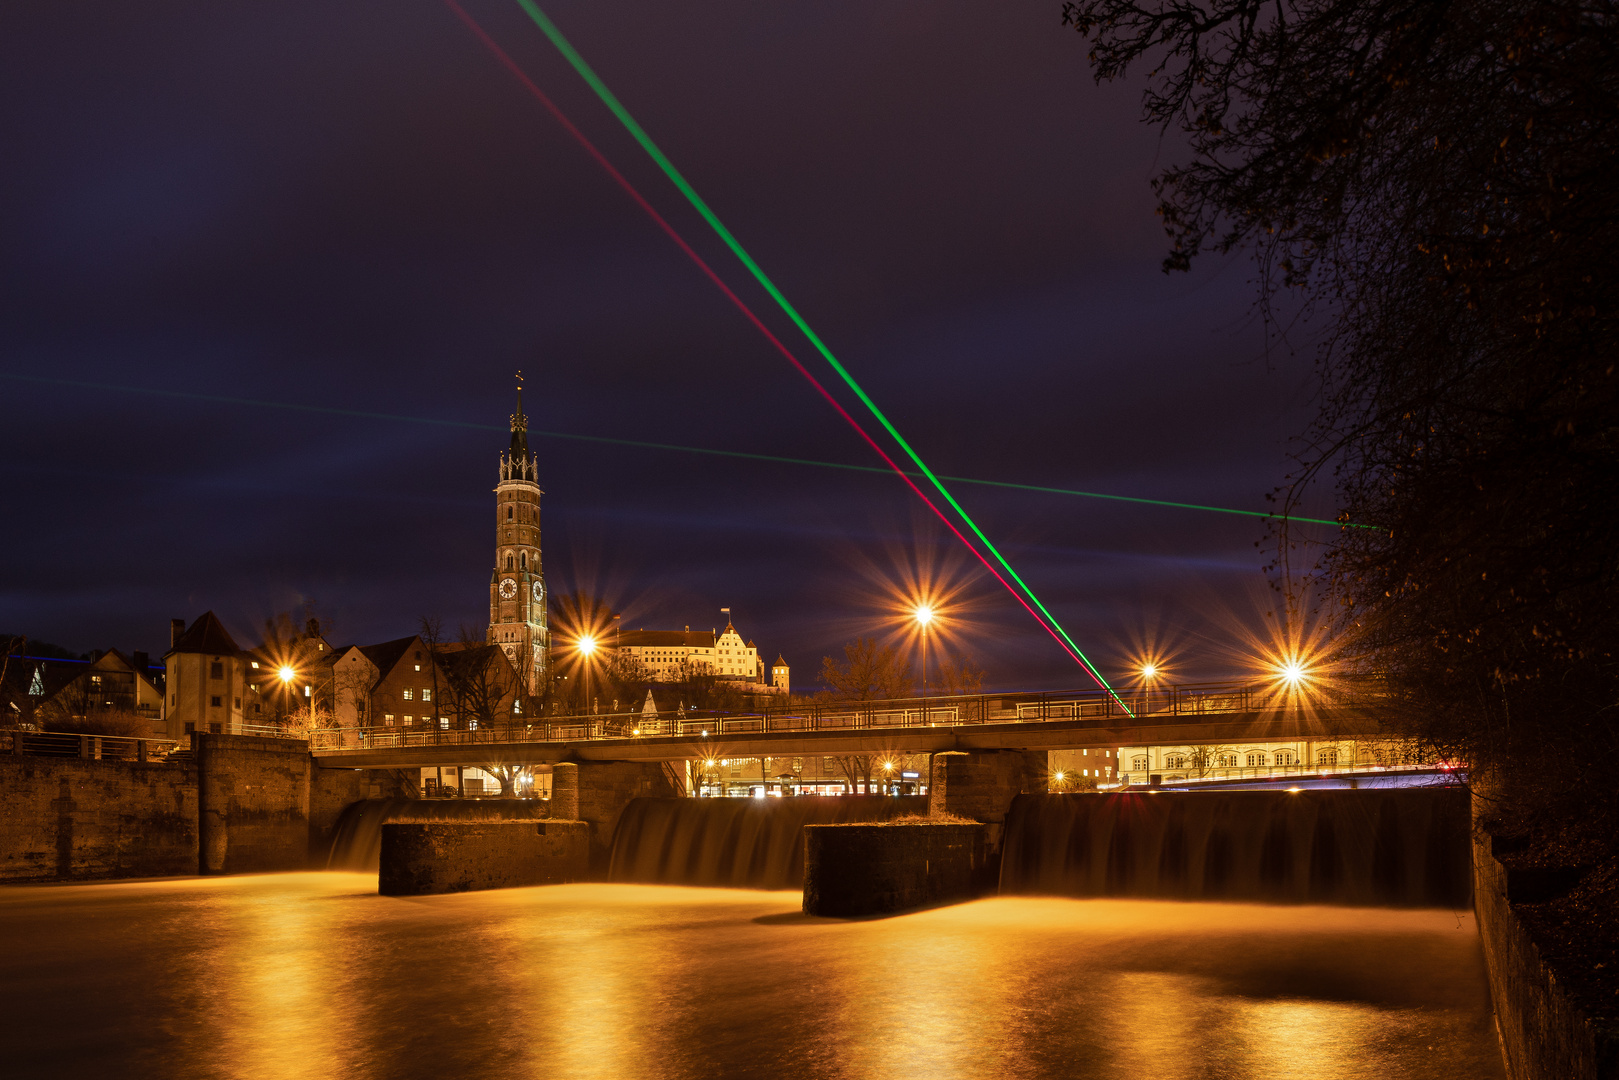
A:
441;0;1105;685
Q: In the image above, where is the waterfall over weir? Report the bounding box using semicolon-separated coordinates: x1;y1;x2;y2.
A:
1000;788;1471;907
610;796;927;890
327;799;549;871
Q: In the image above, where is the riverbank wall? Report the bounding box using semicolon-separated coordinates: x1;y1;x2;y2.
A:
1474;827;1619;1079
0;734;364;881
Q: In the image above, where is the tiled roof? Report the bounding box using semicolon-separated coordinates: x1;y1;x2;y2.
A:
166;611;241;657
617;629;717;649
357;636;421;676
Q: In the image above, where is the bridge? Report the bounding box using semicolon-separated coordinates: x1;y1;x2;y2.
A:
308;678;1394;769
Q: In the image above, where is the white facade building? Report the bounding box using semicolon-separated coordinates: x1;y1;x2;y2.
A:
614;620;786;693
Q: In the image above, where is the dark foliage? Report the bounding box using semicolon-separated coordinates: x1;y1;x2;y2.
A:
1060;0;1619;851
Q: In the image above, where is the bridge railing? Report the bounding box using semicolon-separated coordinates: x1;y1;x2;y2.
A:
306;675;1387;752
2;729;186;762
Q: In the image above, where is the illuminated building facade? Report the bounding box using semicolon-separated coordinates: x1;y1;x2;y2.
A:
1115;737;1429;787
615;619;785;693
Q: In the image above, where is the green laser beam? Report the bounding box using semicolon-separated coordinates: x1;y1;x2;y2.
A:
515;1;1138;699
1;372;1358;526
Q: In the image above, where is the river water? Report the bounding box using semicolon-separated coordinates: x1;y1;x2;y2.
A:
2;875;1502;1080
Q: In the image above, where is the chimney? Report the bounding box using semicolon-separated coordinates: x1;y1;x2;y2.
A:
171;618;185;647
132;651;148;672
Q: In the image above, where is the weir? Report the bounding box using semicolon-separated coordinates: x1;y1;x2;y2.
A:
1000;788;1471;907
609;795;926;889
327;798;549;871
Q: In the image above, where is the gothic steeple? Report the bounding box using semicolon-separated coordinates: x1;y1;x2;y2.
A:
489;371;548;695
500;372;538;483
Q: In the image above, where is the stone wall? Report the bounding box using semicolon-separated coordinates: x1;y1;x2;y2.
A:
1474;827;1618;1079
928;749;1044;848
0;757;197;881
196;734;313;874
803;822;989;917
379;820;589;896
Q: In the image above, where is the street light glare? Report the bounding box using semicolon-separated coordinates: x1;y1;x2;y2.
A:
1281;659;1307;684
913;604;935;626
277;665;295;683
577;634;597;657
1140;663;1158;680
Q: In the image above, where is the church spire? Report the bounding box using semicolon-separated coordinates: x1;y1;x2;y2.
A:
509;370;530;460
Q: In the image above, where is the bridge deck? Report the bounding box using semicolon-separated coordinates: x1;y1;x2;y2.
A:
311;705;1386;769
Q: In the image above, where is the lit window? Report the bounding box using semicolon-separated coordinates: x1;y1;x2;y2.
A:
404;715;413;725
1275;750;1297;766
1246;752;1267;767
403;688;414;701
251;661;260;669
439;717;450;730
384;714;395;726
421;688;432;702
1166;755;1186;770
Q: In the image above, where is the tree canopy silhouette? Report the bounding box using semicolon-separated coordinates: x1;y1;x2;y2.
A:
1061;0;1619;841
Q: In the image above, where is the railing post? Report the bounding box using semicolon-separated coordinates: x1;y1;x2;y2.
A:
78;735;90;759
137;739;148;763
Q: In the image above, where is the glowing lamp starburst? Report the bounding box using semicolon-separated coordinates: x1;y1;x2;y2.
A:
277;666;296;684
576;635;597;657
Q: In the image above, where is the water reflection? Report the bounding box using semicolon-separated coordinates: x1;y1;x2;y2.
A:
1;878;1502;1080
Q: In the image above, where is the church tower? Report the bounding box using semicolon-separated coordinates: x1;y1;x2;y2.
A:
487;377;548;695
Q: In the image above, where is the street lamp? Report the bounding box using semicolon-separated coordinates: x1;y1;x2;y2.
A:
1139;662;1160;714
913;604;935;723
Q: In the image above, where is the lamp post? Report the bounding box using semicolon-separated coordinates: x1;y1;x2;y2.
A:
913;604;934;724
1140;663;1158;715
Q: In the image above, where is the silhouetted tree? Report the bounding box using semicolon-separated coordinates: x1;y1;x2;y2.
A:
820;638;914;701
1062;0;1619;852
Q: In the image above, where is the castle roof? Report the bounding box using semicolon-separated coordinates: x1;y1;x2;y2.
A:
617;629;716;649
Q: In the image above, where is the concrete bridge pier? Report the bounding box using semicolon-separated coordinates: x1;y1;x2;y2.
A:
550;759;679;875
928;749;1046;850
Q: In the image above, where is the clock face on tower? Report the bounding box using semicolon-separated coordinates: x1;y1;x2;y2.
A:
499;578;517;599
532;580;544;604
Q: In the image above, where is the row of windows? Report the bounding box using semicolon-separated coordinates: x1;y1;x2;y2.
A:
400;688;432;702
1148;748;1357;770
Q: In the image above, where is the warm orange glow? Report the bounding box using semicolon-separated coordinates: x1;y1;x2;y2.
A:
1140;663;1158;680
277;665;296;684
577;634;598;657
913;604;935;627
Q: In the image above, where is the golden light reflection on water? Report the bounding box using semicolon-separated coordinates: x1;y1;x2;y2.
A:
0;880;1502;1080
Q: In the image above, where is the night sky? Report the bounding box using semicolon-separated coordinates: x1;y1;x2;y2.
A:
0;1;1337;690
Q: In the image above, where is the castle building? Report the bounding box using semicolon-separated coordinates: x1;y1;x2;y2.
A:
486;382;549;695
615;618;787;694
